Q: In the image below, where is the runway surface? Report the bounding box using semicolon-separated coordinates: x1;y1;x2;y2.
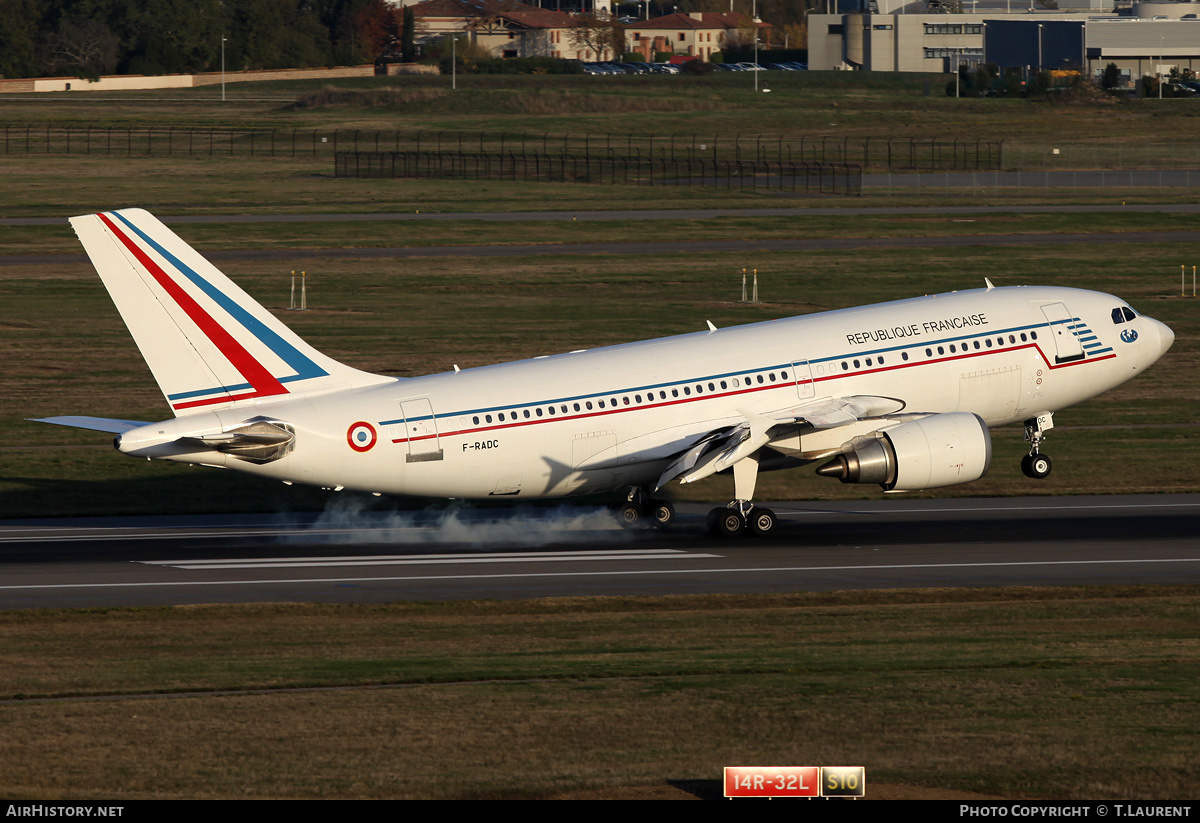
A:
2;494;1197;609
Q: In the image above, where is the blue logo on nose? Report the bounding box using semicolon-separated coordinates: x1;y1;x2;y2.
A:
1120;329;1138;344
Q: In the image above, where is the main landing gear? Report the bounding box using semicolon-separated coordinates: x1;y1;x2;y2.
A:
1021;412;1054;480
614;488;676;529
706;502;777;537
705;452;776;538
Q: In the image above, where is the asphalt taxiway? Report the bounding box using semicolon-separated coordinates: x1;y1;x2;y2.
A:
1;494;1197;609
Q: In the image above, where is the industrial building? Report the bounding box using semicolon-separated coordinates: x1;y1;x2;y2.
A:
808;0;1200;81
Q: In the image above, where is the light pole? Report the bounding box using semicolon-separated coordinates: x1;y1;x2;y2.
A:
753;0;760;91
956;34;962;97
221;37;227;101
1159;35;1164;99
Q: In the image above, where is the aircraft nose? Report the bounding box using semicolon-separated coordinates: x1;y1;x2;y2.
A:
1152;318;1175;358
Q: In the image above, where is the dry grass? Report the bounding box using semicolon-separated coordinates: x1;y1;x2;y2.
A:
1;587;1197;798
292;86;448;109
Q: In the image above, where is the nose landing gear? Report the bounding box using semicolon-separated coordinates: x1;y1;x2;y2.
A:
1022;412;1054;479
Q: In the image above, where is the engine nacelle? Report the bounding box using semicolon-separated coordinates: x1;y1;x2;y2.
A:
815;412;992;491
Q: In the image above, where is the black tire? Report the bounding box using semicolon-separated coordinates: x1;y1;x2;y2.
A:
706;508;723;536
616;503;642;527
748;507;776;536
1022;453;1052;479
648;500;675;529
716;509;746;538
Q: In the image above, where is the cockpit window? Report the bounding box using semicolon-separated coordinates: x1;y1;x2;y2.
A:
1111;307;1126;325
1122;307;1137;322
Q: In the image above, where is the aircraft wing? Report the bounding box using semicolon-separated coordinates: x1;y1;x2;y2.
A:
31;416;150;433
655;395;905;489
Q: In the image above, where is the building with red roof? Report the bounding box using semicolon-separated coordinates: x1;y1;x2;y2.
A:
625;12;771;61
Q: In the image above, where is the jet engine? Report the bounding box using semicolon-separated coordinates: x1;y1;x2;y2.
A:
816;412;991;491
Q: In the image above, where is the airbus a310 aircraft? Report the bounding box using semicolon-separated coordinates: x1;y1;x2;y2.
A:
38;209;1174;537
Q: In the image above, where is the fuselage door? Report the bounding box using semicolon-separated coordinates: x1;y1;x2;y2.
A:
1040;303;1085;364
400;397;443;462
791;360;815;399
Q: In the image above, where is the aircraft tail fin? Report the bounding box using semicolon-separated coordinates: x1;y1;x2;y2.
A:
70;209;392;416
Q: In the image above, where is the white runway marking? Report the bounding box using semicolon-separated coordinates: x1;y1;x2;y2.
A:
139;549;718;570
774;502;1200;516
3;556;1198;591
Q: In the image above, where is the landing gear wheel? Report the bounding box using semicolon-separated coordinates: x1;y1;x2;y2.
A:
616;503;642;527
647;500;675;529
747;507;777;536
715;509;746;538
706;508;723;536
1021;453;1052;479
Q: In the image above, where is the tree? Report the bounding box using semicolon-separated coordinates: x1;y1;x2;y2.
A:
401;6;416;62
974;62;996;96
44;19;120;80
0;0;43;79
570;11;625;61
1101;62;1121;91
354;0;400;60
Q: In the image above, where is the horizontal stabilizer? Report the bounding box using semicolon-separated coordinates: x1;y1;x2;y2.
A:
32;416;149;434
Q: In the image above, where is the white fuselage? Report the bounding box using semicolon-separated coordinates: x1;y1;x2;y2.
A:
118;285;1173;500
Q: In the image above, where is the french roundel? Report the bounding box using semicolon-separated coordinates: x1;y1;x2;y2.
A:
347;421;377;452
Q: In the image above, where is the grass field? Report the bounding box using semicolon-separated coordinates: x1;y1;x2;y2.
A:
2;587;1198;799
1;72;1197;801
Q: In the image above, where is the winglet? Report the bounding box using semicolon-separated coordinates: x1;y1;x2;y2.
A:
985;278;995;291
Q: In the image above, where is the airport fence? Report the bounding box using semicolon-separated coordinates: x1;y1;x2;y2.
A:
333;151;863;194
0;124;999;172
